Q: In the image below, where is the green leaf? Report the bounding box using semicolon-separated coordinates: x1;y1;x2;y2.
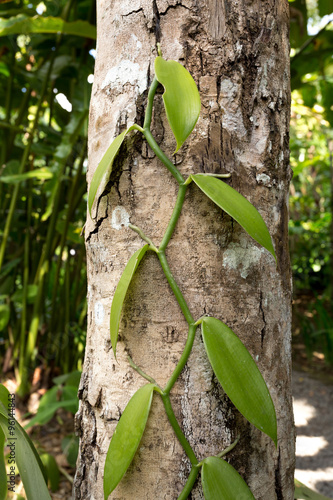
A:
38;55;75;82
0;258;21;280
0;386;51;500
12;284;38;304
53;370;81;388
191;174;276;260
88;125;137;218
25;401;73;429
61;434;79;468
0;61;9;77
110;245;149;358
40;453;60;492
0;15;96;39
289;0;308;49
318;0;333;17
0;277;13;297
25;384;78;429
36;386;59;408
0;304;10;331
60;385;79;413
201;456;255;500
320;79;333;128
103;384;155;498
0;168;53;184
53;110;88;163
24;375;80;430
201;317;277;445
154;56;201;152
294;479;332;500
40;176;58;223
0;384;9;412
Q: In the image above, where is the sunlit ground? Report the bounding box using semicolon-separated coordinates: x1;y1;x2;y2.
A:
293;373;333;497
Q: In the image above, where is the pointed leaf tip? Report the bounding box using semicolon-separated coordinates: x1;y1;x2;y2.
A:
103;384;155;498
202;457;255;500
191;174;276;260
201;317;277;445
110;245;149;358
154;56;201;152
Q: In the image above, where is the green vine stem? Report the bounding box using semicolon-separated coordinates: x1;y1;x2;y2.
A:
157;251;193;325
128;224;158;251
143;129;184;185
161;393;198;466
163;324;197;395
143;77;159;130
123;64;240;498
127;355;158;386
159;183;187;252
177;466;200;500
217;434;240;458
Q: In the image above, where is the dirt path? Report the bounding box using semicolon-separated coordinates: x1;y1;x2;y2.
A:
293;370;333;498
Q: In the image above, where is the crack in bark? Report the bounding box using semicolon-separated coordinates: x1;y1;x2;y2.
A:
274;447;283;500
86;401;97;446
216;75;221;102
74;400;98;497
122;7;143;17
199;51;204;74
114;179;122;202
105;415;120;423
95;387;102;408
85;204;109;242
125;160;134;195
77;370;88;400
152;0;161;43
158;2;191;17
146;61;152;92
259;290;266;348
219;119;224;164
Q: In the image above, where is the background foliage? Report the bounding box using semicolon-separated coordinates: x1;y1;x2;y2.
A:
0;0;96;396
289;0;333;366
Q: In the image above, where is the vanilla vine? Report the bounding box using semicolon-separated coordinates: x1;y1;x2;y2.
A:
88;47;277;500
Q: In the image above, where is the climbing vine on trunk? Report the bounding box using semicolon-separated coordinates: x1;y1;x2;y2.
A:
89;47;277;500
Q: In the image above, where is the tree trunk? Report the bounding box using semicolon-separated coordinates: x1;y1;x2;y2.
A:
74;1;295;499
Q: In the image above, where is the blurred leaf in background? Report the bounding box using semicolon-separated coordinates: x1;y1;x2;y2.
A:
289;0;333;366
0;0;96;395
25;370;80;429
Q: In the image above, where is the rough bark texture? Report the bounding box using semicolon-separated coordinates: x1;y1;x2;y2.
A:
75;1;295;498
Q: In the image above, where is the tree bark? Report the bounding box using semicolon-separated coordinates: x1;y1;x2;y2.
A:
75;1;295;499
